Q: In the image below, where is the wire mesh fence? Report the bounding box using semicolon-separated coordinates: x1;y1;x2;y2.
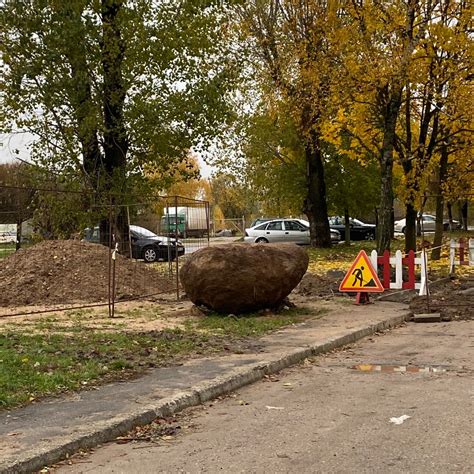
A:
0;186;209;318
212;217;246;236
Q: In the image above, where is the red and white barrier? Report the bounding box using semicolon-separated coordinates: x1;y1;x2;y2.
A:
449;238;474;273
370;249;428;296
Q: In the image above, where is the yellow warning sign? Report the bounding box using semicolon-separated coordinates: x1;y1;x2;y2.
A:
339;250;384;293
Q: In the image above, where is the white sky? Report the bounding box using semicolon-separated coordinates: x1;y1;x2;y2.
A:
0;132;34;164
0;132;214;178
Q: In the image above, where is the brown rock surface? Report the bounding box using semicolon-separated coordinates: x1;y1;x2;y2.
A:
179;243;309;314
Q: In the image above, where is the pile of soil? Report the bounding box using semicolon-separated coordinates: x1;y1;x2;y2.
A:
0;240;176;306
410;276;474;321
293;271;344;298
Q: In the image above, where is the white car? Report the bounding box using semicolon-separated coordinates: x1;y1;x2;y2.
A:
394;214;457;234
244;218;340;244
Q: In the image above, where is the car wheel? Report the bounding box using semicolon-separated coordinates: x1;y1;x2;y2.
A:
443;223;449;231
143;246;158;263
402;227;406;235
255;237;268;244
364;231;375;241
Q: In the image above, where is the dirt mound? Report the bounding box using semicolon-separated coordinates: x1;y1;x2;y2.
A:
0;240;175;306
293;271;344;298
410;277;474;321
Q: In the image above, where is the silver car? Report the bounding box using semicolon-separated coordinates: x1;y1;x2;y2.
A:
244;218;340;244
394;214;459;234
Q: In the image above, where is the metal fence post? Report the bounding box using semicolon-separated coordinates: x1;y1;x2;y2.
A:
126;205;132;259
107;202;113;318
206;201;210;245
175;195;179;300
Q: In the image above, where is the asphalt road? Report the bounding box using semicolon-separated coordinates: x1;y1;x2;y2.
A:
59;321;473;473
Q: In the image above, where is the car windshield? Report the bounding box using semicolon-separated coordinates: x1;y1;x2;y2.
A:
296;219;310;228
252;219;273;228
130;225;158;239
329;217;366;226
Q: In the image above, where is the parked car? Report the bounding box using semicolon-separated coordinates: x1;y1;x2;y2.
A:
249;217;277;228
328;216;376;241
394;214;460;234
84;225;185;263
244;218;340;244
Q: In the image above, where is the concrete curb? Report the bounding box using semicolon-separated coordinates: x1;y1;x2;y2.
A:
2;312;410;474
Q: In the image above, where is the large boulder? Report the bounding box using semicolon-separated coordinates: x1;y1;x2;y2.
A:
179;243;308;314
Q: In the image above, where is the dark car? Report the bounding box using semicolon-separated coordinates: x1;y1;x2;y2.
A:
328;217;376;241
84;225;185;263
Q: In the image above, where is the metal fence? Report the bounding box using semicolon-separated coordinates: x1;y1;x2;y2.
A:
0;187;209;318
212;217;246;236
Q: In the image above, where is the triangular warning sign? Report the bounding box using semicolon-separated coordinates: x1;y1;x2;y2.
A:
339;250;384;293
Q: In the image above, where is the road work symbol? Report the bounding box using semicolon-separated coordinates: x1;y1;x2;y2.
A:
352;266;364;286
339;250;384;293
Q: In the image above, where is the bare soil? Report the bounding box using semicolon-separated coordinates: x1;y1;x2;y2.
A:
410;276;474;320
0;300;195;333
0;240;175;307
295;270;474;322
293;272;343;298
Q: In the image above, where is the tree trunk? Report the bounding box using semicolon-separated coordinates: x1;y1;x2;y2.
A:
61;2;102;187
461;201;468;231
447;202;453;229
102;0;128;180
303;134;331;248
432;145;449;260
344;207;350;244
15;219;22;251
405;202;417;253
400;154;417;253
377;87;402;254
378;155;393;253
100;0;130;254
376;2;416;253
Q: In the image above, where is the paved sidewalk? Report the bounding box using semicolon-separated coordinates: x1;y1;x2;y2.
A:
0;301;410;473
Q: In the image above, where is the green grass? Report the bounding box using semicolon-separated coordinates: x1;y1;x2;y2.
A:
0;241;36;260
0;328;197;409
0;307;319;410
187;306;321;338
0;243;15;260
